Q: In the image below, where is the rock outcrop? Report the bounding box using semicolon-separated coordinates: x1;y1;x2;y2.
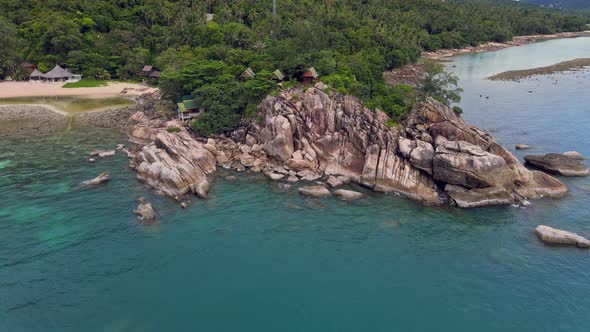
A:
128;115;216;200
228;88;567;207
133;198;156;221
535;225;590;248
524;153;589;177
127;86;568;208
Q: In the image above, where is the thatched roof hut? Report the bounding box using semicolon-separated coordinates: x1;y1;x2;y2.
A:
30;68;44;79
272;69;285;81
240;67;256;80
43;65;74;81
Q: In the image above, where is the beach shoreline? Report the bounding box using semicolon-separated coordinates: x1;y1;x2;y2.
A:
422;31;590;60
0;81;158;99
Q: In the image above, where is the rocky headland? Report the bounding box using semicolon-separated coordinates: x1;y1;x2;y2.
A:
127;85;568;208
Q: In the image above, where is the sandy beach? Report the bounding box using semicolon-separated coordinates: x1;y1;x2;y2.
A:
0;81;158;99
423;31;590;59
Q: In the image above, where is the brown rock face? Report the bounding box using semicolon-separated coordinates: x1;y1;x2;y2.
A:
129;123;216;199
233;89;567;207
127;87;568;208
524;153;590;177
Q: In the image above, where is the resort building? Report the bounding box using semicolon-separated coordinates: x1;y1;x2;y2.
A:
140;65;161;80
41;65;81;82
177;96;201;121
302;67;319;84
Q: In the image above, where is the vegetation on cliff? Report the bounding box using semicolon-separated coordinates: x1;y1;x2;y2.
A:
0;0;587;133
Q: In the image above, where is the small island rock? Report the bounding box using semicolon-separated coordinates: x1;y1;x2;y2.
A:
133;202;156;221
524;153;589;177
535;225;590;248
81;172;110;186
515;144;531;150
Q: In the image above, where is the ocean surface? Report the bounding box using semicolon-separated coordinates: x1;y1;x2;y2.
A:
1;38;590;331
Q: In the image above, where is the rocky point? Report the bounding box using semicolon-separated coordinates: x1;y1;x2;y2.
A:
127;85;568;207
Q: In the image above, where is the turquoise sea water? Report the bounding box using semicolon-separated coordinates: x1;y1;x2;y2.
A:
1;38;590;331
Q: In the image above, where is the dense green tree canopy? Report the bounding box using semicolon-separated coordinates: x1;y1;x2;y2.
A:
1;0;586;133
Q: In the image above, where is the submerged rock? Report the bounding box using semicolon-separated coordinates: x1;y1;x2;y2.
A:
524;153;589;177
515;144;532;150
333;189;364;200
90;149;116;158
298;185;332;198
535;225;590;248
81;172;110;186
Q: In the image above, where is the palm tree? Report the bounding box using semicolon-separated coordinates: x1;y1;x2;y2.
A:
253;40;266;54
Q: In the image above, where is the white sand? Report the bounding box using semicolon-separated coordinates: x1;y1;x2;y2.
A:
0;81;158;99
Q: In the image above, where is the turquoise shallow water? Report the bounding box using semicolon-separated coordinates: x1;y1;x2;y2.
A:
1;38;590;331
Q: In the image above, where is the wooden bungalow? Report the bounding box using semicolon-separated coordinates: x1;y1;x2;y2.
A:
271;69;285;82
140;65;161;80
302;67;319;85
240;67;256;80
177;96;201;121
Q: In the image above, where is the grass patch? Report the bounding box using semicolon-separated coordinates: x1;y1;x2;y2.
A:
62;79;109;88
166;126;181;133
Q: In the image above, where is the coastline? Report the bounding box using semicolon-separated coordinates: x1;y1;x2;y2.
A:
0;81;157;99
422;31;590;60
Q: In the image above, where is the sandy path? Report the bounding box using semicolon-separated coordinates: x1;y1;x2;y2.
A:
0;81;158;98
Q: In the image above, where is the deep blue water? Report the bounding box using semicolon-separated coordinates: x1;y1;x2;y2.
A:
1;38;590;331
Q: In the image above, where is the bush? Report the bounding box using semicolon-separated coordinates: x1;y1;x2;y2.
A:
452;106;463;115
166;126;181;133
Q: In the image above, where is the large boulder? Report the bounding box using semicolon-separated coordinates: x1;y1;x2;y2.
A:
433;136;513;188
445;184;511;208
535;225;590;248
134;131;216;199
524;153;589;177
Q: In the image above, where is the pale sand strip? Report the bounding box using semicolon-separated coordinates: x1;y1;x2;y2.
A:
0;81;158;99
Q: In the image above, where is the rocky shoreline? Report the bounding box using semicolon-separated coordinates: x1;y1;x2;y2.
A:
126;85;569;208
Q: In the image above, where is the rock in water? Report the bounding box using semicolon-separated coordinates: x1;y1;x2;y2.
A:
524;153;590;176
128;88;568;208
90;149;116;158
298;186;332;198
515;144;531;150
265;172;285;181
562;151;585;160
445;185;511;208
327;176;344;187
535;225;590;248
333;189;364;200
133;202;156;221
81;172;110;186
132;131;216;199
